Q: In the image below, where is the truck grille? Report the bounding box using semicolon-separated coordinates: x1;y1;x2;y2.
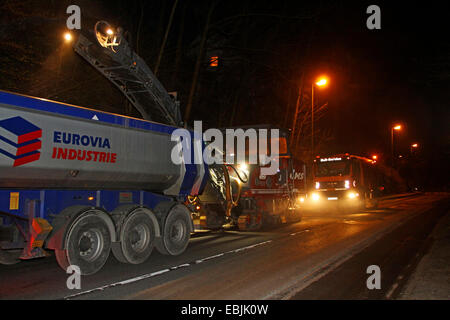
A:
320;181;345;189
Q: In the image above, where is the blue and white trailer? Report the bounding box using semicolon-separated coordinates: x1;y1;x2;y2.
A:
0;90;208;275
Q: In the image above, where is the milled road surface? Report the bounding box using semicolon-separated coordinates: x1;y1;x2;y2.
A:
0;193;448;300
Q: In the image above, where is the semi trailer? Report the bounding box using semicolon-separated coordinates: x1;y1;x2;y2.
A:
0;89;208;275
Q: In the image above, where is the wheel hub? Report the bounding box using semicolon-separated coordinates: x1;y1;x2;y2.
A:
170;220;185;243
130;224;150;253
78;229;103;262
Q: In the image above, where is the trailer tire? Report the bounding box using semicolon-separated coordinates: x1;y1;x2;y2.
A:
155;204;191;256
112;208;156;264
55;211;111;275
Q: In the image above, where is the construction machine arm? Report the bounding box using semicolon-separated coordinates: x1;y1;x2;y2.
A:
73;21;183;126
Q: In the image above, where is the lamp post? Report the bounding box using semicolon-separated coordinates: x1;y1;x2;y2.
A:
391;124;401;167
311;77;328;159
410;143;418;155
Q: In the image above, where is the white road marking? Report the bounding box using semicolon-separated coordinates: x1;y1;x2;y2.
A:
228;240;272;253
290;229;310;236
195;253;225;264
118;269;170;285
385;282;399;299
64;240;272;300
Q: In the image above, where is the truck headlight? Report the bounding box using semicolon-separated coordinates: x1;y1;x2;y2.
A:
238;163;248;172
237;163;249;177
348;192;359;199
311;193;320;201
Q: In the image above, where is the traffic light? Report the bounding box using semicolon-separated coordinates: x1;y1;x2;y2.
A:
209;56;219;67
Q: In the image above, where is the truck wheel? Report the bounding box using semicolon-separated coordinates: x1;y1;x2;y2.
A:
287;208;302;223
238;213;263;231
156;204;191;256
363;192;379;209
112;208;156;264
55;211;111;275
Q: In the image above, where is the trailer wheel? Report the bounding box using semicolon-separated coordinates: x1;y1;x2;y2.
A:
156;204;191;256
55;211;111;275
112;208;156;264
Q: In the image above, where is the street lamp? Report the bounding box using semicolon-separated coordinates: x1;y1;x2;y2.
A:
311;77;328;159
391;124;402;167
411;143;419;155
63;32;72;42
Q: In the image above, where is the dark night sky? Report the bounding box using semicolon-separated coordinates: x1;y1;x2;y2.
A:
0;1;448;186
298;2;449;156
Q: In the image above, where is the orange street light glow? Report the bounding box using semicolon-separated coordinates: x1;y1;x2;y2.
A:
64;32;72;41
412;143;418;148
372;155;377;160
393;125;401;130
316;78;327;86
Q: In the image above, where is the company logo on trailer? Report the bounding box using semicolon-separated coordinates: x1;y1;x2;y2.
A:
51;131;117;163
0;116;42;167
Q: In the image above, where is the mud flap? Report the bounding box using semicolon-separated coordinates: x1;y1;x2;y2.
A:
20;218;53;260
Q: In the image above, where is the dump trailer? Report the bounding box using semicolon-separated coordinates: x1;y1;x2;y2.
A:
0;90;208;274
0;21;209;275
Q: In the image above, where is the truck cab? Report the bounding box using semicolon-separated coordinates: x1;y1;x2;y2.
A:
309;154;377;208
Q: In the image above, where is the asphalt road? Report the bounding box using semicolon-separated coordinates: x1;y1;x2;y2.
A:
0;193;448;300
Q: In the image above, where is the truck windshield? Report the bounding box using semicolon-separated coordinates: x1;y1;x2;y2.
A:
315;160;350;177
